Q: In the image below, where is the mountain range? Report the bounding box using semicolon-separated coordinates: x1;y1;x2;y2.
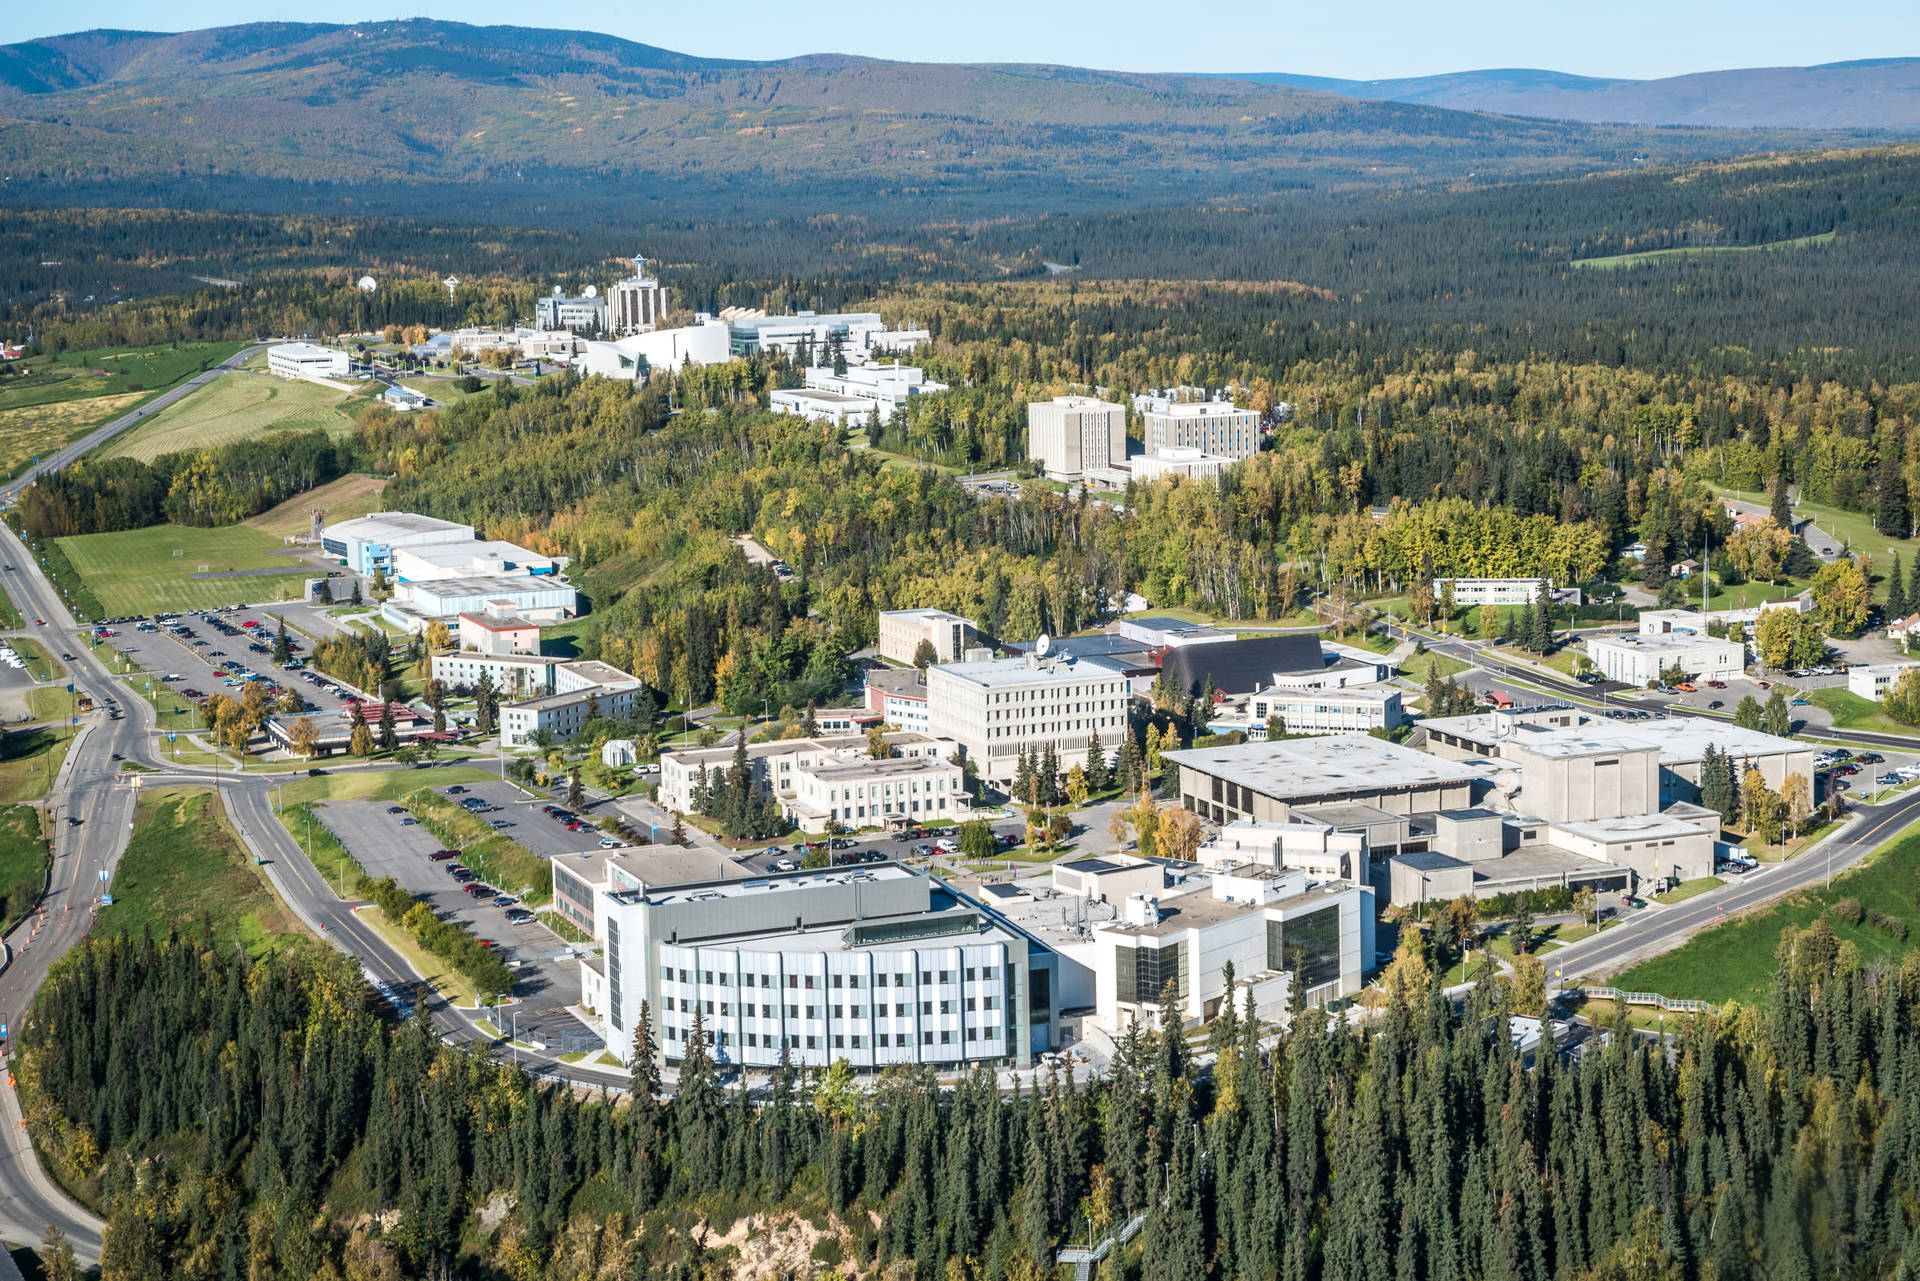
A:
0;22;1908;226
1220;59;1920;130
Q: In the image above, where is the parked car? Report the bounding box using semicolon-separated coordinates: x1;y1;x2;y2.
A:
447;785;468;794
492;894;518;908
429;849;459;860
1878;773;1903;786
386;805;406;815
489;819;514;830
1707;700;1723;709
772;858;797;872
1858;752;1885;764
505;909;535;925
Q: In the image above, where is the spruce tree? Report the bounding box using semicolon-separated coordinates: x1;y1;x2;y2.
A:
1084;727;1108;793
1770;475;1793;528
377;700;397;750
1890;552;1909;621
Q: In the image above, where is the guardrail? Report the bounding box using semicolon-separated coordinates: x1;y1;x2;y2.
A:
1564;985;1709;1013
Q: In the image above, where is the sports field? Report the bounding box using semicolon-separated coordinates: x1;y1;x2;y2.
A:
54;524;314;616
1571;231;1835;270
99;371;372;462
243;473;390;539
0;341;245;475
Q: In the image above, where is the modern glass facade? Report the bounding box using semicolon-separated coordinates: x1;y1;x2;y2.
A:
1266;906;1343;991
1115;939;1187;1006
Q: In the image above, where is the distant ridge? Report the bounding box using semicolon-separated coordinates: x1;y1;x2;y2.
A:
1211;59;1920;129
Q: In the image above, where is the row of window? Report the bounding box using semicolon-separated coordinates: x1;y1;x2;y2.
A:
665;965;996;988
665;995;1000;1019
665;1026;998;1050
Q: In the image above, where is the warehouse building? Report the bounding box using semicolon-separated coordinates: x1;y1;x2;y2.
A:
267;342;349;381
1585;632;1745;685
321;512;476;576
1164;735;1487;827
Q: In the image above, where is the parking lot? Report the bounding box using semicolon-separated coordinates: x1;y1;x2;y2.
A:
318;798;583;1016
439;778;625;858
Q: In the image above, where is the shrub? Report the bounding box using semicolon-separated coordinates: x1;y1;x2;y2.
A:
1869;910;1909;942
1834;898;1865;925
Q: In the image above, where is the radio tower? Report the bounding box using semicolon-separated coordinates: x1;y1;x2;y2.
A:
307;508;325;547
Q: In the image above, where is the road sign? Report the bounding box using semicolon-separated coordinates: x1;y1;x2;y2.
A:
100;894;112;906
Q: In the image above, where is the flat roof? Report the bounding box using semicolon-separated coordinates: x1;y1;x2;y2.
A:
1586;633;1742;654
559;659;639;687
324;511;472;541
396;539;552;567
929;655;1125;689
864;666;930;697
1164;734;1484;803
271;341;336;358
728;311;881;330
1098;888;1263;938
880;608;970;624
459;611;537;631
1552;812;1717;843
665;731;936;769
1394;850;1468;872
1422;712;1804;767
776;388;870;406
406;575;576;599
434;650;555;666
808;755;956;782
1474;844;1627;885
629;862;919;906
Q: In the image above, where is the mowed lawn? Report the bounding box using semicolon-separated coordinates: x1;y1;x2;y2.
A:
0;341;244;476
100;371;373;462
243;473;390;540
1612;825;1920;1005
56;523;313;615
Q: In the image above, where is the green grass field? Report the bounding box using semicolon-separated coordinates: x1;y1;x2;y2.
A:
242;473;389;539
1400;650;1469;685
0;341;245;476
0;727;73;803
99;371;373;463
104;788;317;958
1613;826;1920;1005
0;580;20;631
1571;231;1835;270
9;636;60;684
54;523;314;615
0;805;49;936
1803;687;1920;738
1708;483;1920;563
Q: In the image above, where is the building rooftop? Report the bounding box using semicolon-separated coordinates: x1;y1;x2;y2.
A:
1145;400;1257;418
726;310;883;331
436;650;556;667
1393;850;1469;873
1165;734;1486;803
1004;635;1160;666
1422;711;1804;768
929;654;1125;689
880;608;971;624
665;731;936;770
626;862;919;907
405;574;576;599
271;341;335;358
1587;632;1742;653
1097;887;1265;938
1552;811;1719;843
559;660;640;688
325;511;472;541
777;388;870;407
396;539;552;570
1162;634;1330;696
459;611;537;632
1472;844;1627;886
1258;684;1400;704
807;755;956;783
1292;802;1407;828
864;666;931;698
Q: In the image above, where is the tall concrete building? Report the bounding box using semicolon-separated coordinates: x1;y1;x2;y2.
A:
925;652;1131;784
608;258;669;334
877;608;976;665
1144;401;1262;460
1026;396;1128;481
534;288;608;333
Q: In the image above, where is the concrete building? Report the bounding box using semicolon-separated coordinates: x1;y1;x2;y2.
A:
534;289;608;333
877;608;977;666
1849;662;1920;700
1088;867;1372;1031
386;575;578;630
457;607;540;655
1129;448;1234;485
601;738;638;768
609;259;669;334
863;665;932;732
659;732;961;830
1586;632;1745;685
267;342;349;380
804;362;948;423
1114;616;1238;649
573;319;734;379
1164;735;1486;827
381;385;429;412
1051;854;1168;905
573;863;1066;1072
722;310;924;359
321;512;476;576
769;388;877;428
430;651;566;698
496;658;643;747
1206;819;1368;881
1160;634;1388;700
1026;396;1129;482
925;653;1131;784
1143;401;1261;460
1246;685;1405;735
1435;578;1552;607
1638;597;1809;637
390;539;559;583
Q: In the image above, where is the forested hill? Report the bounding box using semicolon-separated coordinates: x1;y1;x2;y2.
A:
1220;58;1920;130
0;20;1892;225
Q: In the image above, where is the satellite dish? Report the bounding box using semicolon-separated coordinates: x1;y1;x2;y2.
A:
1035;634;1051;657
582;284;598;298
552;286;564;296
356;275;377;293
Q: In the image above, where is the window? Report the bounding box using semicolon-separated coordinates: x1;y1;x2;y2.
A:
1115;941;1185;1004
877;1033;890;1047
940;1030;952;1045
762;1004;772;1018
921;1001;933;1015
922;1031;933;1046
834;1035;844;1049
831;974;843;988
896;1003;908;1017
939;1000;952;1015
806;1005;817;1020
965;967;976;982
788;975;798;988
806;1036;817;1049
1267;906;1343;991
805;975;816;989
833;1005;843;1019
787;1004;798;1018
921;971;932;985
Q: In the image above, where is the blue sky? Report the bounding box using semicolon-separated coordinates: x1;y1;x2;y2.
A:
15;0;1914;79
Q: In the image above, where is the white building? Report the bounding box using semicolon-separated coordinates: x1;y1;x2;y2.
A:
1026;396;1128;481
722;310;924;359
1247;685;1405;735
384;575;577;630
267;342;349;381
1143;401;1261;460
1849;662;1920;700
390;539;560;583
601;738;638;768
381;385;429;412
497;659;643;747
877;608;976;666
575;863;1065;1072
456;607;540;655
659;732;960;831
1639;597;1809;636
864;666;932;733
321;511;476;576
1586;632;1745;685
1129;448;1233;485
1207;819;1369;881
573;319;734;380
534;288;608;333
803;362;948;423
609;258;669;335
925;653;1131;785
1435;578;1551;607
769;388;877;428
1089;867;1372;1031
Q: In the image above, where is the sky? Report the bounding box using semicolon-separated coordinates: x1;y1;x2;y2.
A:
13;0;1915;80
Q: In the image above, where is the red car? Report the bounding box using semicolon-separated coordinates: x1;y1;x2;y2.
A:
241;620;261;628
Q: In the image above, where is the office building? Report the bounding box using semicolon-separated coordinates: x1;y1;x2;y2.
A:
863;665;932;732
1143;401;1261;460
1129;448;1233;485
321;512;476;576
1586;633;1745;685
723;310;925;359
573;319;734;380
1435;578;1552;607
1206;820;1368;881
804;362;948;423
659;732;962;831
1088;866;1372;1031
534;288;608;333
1246;685;1405;735
1164;735;1486;827
1850;662;1920;700
877;608;977;666
1026;396;1128;481
390;539;559;583
769;388;879;428
574;863;1066;1071
456;607;540;656
496;659;642;747
609;259;669;335
385;575;578;630
267;342;349;381
925;653;1131;785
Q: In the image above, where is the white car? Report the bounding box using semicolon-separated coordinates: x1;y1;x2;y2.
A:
773;858;797;872
934;839;958;853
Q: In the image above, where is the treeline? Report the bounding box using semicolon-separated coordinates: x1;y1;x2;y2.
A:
362;875;512;997
21;916;1920;1280
17;431;348;536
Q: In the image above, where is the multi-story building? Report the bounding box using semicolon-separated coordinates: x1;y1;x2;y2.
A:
769;388;878;428
390;539;559;583
1164;735;1485;827
574;863;1066;1072
321;512;476;576
1586;632;1745;685
384;575;578;631
573;319;735;379
456;607;540;656
1026;396;1128;481
1143;401;1261;460
609;259;669;335
804;362;948;423
267;342;349;380
723;310;925;359
534;289;608;333
925;653;1131;784
658;732;961;831
1129;447;1233;485
1434;578;1552;607
426;653;640;744
1247;685;1405;735
1849;662;1920;700
877;608;977;665
863;665;931;732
